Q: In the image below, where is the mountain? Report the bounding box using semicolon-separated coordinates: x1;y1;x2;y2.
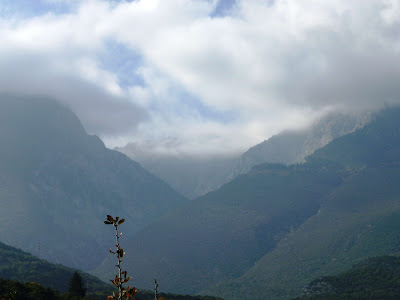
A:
205;107;400;299
94;160;343;295
117;112;369;199
296;256;400;299
227;111;370;179
96;106;400;299
0;95;186;271
113;148;237;199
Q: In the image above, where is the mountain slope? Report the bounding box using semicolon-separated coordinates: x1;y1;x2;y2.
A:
0;95;186;270
0;241;110;294
95;162;342;293
297;256;400;299
228;111;370;179
205;107;400;299
95;147;351;292
97;107;400;299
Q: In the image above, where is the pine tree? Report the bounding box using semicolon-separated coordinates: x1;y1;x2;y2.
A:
68;271;86;299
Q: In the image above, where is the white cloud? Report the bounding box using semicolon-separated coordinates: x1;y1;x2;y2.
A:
0;0;399;155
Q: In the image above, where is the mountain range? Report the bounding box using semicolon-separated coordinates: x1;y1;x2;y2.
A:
1;94;400;300
0;95;186;271
96;106;400;300
117;111;370;199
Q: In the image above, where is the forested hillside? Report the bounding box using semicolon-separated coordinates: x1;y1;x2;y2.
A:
0;240;110;296
296;256;400;299
206;107;400;299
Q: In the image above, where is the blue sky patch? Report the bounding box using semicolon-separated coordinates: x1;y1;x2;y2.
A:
0;0;75;18
211;0;236;18
100;40;146;88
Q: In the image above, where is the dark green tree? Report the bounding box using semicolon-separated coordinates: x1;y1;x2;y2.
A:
67;271;86;299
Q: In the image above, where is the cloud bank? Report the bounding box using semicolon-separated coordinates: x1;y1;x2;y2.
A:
0;0;399;155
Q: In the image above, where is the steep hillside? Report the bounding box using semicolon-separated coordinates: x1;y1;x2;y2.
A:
0;95;186;270
205;107;400;299
0;241;110;294
95;156;346;293
297;256;400;299
228;111;370;179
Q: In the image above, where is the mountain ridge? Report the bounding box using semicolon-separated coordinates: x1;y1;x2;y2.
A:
117;111;370;199
0;95;186;271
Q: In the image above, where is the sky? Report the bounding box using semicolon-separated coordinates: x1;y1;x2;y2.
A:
0;0;399;156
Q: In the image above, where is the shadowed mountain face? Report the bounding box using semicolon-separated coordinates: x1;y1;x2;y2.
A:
204;107;400;299
0;95;186;270
96;107;400;300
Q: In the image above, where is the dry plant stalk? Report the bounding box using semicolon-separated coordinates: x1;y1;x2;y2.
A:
104;215;137;300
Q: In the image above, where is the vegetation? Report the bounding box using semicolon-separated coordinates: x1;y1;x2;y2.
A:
0;241;110;294
203;107;400;299
0;277;223;300
0;278;61;300
68;272;86;299
0;236;223;300
104;215;136;300
296;256;400;299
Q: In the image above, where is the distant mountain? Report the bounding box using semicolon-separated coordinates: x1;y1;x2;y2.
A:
296;256;400;299
117;112;369;199
96;107;400;300
227;111;370;180
113;148;237;199
0;95;186;270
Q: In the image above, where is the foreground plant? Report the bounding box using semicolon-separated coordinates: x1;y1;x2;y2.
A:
154;279;158;300
104;215;136;300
